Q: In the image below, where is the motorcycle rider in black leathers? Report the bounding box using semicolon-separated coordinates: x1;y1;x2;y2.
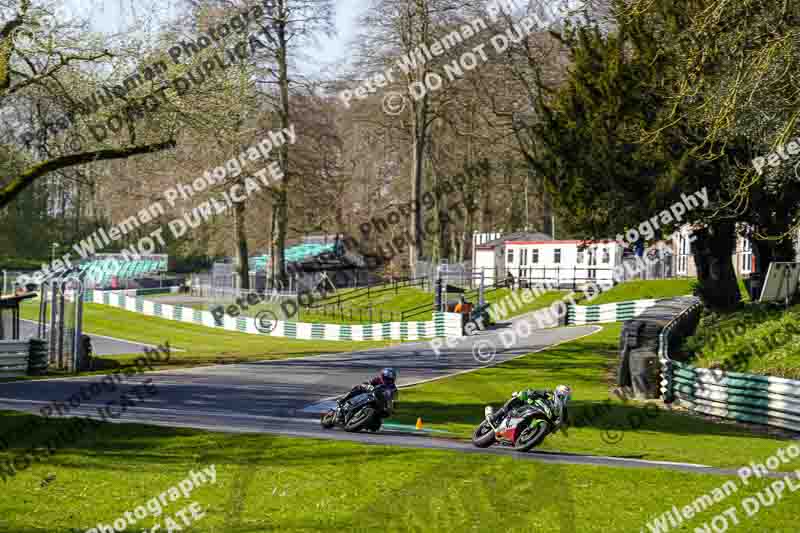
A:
336;368;398;422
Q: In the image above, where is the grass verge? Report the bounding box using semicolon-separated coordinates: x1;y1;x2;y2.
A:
583;278;695;304
0;412;798;532
580;278;750;305
393;324;794;468
304;286;572;325
682;303;800;379
18;301;395;371
171;286;570;325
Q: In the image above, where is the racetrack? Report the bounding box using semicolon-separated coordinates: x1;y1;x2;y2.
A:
0;322;594;419
0;321;744;475
18;319;159;355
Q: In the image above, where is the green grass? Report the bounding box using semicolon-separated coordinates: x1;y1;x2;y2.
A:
0;256;43;270
352;286;570;317
583;278;696;305
178;299;417;326
304;286;434;324
482;288;571;317
683;303;800;378
18;300;395;371
393;324;794;468
186;286;570;325
739;277;751;303
301;283;572;324
147;277;713;326
0;411;798;532
318;285;432;311
484;289;574;322
154;286;429;325
581;278;750;306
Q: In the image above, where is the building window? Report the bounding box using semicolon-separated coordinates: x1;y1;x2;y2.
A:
602;248;610;264
507;249;514;264
520;249;528;266
677;234;690;275
742;239;753;274
577;250;584;264
532;249;539;264
554;248;561;264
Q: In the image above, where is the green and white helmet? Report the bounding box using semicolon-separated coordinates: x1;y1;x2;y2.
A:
554;384;572;400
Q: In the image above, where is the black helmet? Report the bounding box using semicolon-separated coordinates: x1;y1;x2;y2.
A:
381;368;397;385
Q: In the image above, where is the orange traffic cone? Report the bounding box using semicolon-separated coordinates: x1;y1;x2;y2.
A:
416;417;424;430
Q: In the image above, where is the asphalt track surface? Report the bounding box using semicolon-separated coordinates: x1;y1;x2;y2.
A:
18;319;156;355
0;318;761;476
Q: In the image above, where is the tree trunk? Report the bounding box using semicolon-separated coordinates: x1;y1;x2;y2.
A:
234;196;250;290
431;164;441;264
272;0;290;285
523;166;530;230
74;181;81;239
691;222;741;311
268;207;277;288
439;182;451;263
752;234;795;278
410;100;427;271
406;0;431;273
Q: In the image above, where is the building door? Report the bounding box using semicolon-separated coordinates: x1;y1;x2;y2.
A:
588;248;597;279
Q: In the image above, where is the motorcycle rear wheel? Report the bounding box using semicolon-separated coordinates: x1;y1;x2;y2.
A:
471;420;496;448
514;420;550;452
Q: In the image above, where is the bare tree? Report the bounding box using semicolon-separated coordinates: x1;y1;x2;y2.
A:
254;0;334;283
0;0;176;208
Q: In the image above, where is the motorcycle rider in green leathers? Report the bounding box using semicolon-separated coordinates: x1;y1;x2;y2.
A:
489;388;552;422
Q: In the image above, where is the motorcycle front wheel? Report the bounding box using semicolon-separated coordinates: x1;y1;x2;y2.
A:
320;410;336;429
471;420;496;448
514;419;550;452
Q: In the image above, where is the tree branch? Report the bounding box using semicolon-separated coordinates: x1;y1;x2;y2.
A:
0;139;177;208
4;50;113;99
0;0;31;94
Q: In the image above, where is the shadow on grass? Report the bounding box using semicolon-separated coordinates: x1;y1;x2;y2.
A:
0;410;429;476
393;396;778;442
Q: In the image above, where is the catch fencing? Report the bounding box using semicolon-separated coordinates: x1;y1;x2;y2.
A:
659;299;800;433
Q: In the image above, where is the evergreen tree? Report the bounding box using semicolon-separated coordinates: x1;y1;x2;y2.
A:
512;4;750;310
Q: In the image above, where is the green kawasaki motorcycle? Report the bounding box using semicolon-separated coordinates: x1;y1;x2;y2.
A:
472;385;572;452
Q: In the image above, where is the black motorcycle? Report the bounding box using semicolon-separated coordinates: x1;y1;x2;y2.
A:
320;385;397;433
472;386;571;452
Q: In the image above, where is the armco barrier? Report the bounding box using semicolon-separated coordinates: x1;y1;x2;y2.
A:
567;299;660;325
83;289;463;341
659;298;800;433
0;341;28;378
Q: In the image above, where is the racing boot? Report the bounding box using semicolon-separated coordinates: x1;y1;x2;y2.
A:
335;399;346;423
